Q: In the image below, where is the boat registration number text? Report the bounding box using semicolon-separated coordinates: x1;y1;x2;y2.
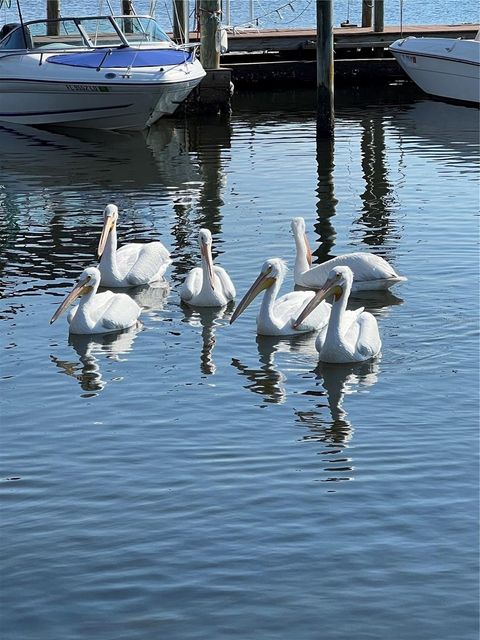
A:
65;84;110;92
402;54;417;64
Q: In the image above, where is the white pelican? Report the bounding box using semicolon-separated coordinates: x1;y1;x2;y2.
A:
50;267;141;335
180;228;235;307
291;217;406;291
230;258;331;336
97;203;171;288
293;265;381;363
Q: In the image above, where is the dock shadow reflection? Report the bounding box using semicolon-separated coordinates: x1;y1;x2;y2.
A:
231;334;318;405
297;358;381;482
181;303;234;375
50;323;142;396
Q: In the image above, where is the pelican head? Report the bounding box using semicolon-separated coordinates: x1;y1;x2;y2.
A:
199;228;215;290
293;265;353;329
291;216;312;266
50;267;100;325
230;258;287;324
97;203;119;257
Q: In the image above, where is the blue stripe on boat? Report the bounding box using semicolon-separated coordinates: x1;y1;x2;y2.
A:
47;48;194;69
0;104;132;117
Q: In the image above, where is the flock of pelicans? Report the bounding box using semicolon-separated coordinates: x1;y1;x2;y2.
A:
50;204;407;364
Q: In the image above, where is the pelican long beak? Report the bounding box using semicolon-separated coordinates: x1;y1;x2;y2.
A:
97;215;115;258
304;233;312;267
201;239;216;290
293;276;339;329
230;271;275;324
50;279;90;325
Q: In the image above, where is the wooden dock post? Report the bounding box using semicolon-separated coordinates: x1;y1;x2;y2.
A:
121;0;133;32
373;0;384;32
199;0;221;70
46;0;60;36
173;0;189;44
361;0;372;28
316;0;334;138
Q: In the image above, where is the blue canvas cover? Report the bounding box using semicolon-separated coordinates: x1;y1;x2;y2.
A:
47;48;193;68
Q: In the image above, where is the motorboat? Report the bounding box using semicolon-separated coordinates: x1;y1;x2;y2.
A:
0;11;206;130
390;32;480;105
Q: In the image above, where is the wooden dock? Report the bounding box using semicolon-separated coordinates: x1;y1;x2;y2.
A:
218;23;479;87
218;23;479;55
184;23;479;111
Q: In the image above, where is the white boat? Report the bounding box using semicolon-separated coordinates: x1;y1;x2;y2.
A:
0;11;206;130
390;32;480;105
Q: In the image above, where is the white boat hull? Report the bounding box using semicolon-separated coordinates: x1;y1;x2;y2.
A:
0;75;204;130
390;36;480;105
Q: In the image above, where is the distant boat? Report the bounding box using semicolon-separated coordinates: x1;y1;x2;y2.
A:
0;10;206;130
390;31;480;105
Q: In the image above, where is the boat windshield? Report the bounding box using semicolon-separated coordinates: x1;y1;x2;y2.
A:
0;15;173;51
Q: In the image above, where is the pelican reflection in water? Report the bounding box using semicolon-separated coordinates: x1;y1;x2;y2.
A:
181;303;234;375
50;323;142;395
296;358;381;482
231;333;319;404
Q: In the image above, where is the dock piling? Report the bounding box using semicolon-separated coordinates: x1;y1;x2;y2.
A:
361;0;372;28
173;0;189;44
199;0;221;70
316;0;334;138
46;0;60;36
374;0;384;32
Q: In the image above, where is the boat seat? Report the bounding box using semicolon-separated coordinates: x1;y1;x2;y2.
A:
0;22;19;41
0;24;33;49
35;43;77;50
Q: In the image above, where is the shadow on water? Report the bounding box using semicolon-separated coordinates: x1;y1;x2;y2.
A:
50;323;143;397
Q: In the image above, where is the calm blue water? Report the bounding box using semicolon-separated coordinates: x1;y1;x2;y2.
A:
0;88;479;639
2;0;479;29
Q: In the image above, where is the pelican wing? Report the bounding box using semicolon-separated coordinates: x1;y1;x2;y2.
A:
276;291;330;332
101;293;140;331
213;266;236;301
297;253;405;289
116;242;171;286
353;312;382;359
180;267;203;302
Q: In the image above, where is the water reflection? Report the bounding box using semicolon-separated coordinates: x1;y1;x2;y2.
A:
181;303;233;375
169;116;232;287
349;287;404;311
358;113;397;247
297;358;381;482
390;99;480;161
0;119;201;191
50;323;142;397
0;116;232;293
312;108;401;274
231;334;318;404
121;279;170;315
314;137;338;262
